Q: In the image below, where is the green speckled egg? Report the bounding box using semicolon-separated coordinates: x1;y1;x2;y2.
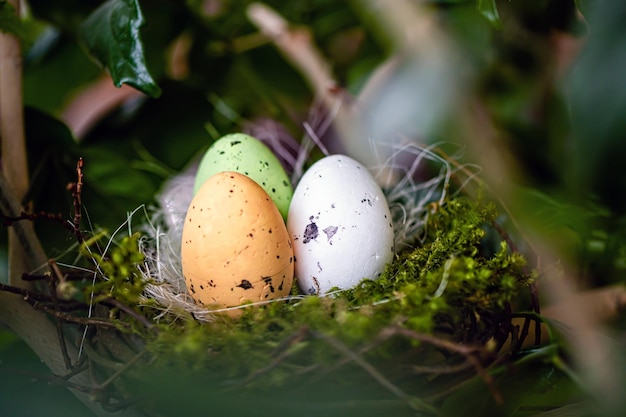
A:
194;133;293;220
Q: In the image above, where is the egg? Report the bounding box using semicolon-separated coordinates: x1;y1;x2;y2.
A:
182;171;294;311
287;155;395;295
194;133;293;220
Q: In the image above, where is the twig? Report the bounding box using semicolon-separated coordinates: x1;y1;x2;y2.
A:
467;353;503;405
0;281;86;310
105;297;156;332
387;326;480;355
68;157;85;244
235;326;309;387
47;262;73;370
1;157;89;246
312;330;438;415
82;344;125;374
61;360;90;381
97;350;146;392
0;281;50;301
411;360;474;375
309;324;405;378
1;210;68;228
32;303;130;330
385;326;503;405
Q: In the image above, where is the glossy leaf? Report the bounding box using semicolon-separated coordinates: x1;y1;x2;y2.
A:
78;0;161;97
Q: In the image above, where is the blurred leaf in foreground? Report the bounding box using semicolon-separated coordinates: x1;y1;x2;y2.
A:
79;0;161;97
440;345;582;417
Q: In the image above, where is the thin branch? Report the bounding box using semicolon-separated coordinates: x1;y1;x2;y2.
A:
46;268;73;370
411;360;474;375
0;281;49;300
312;330;438;415
96;350;146;392
387;326;481;356
1;157;89;248
32;302;130;330
384;326;503;405
105;297;156;332
236;326;309;387
68;157;85;244
1;210;68;228
0;281;86;310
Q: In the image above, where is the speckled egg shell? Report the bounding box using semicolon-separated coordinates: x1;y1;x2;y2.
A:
193;133;293;220
287;155;395;295
182;171;294;310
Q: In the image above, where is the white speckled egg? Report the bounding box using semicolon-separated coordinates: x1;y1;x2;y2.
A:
287;155;394;295
182;172;294;311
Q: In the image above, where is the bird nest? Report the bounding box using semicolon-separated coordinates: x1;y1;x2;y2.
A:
1;138;539;417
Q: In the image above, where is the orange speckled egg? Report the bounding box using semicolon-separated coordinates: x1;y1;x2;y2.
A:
181;171;294;312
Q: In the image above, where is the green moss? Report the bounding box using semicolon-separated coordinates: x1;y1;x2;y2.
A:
81;232;147;305
144;197;533;385
78;232;152;336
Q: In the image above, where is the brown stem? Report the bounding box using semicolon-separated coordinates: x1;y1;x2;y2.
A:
105;298;156;332
0;0;30;289
387;326;502;404
70;157;85;243
32;303;131;330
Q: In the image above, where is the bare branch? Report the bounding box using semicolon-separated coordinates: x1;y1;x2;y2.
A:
312;330;438;415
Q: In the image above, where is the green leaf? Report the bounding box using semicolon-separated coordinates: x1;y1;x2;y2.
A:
476;0;501;29
78;0;161;97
